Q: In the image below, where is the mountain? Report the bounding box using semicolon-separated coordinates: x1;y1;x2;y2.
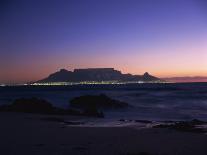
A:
162;77;207;83
37;68;161;83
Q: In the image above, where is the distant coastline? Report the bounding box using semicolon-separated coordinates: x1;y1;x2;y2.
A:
1;68;207;85
36;68;163;84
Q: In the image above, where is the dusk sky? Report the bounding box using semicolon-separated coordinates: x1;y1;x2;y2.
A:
1;0;207;83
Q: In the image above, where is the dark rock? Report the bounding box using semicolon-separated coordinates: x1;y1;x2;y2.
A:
154;119;207;133
0;97;103;117
70;94;128;117
191;119;206;125
70;94;128;110
119;119;133;122
135;120;152;124
0;98;56;114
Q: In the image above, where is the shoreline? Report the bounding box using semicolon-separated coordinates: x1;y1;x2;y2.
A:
1;112;207;155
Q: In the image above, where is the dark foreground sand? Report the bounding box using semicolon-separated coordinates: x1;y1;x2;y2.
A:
1;112;207;155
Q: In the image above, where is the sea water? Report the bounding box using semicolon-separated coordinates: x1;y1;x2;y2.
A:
1;83;207;122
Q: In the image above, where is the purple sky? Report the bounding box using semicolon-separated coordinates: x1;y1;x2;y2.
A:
1;0;207;83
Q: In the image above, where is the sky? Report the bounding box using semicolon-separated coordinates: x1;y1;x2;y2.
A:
1;0;207;83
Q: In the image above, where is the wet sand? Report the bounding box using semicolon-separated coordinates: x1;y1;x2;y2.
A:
1;112;207;155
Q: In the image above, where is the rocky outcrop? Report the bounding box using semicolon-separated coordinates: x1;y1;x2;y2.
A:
0;97;103;117
70;94;128;110
154;119;207;133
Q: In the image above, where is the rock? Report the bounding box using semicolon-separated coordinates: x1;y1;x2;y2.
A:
135;120;152;124
0;96;108;117
0;97;103;117
154;119;207;133
70;94;128;110
70;94;128;118
0;98;56;114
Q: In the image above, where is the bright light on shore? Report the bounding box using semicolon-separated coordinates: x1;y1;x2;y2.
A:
30;80;166;86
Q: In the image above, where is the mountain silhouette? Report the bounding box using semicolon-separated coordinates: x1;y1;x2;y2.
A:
37;68;161;83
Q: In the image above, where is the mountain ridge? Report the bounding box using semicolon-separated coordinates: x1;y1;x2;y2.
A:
37;68;162;83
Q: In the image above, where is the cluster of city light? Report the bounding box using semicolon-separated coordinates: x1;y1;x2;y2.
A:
31;81;123;86
30;80;166;86
0;83;28;87
0;80;167;87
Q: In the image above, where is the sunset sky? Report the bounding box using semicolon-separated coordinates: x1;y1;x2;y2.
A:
1;0;207;83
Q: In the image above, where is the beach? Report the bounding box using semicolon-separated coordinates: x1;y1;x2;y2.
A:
1;112;207;155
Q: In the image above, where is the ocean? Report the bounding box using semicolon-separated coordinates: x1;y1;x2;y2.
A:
1;83;207;122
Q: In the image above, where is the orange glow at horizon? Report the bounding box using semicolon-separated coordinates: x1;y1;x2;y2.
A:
1;38;207;83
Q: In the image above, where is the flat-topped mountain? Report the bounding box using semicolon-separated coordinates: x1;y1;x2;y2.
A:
37;68;161;83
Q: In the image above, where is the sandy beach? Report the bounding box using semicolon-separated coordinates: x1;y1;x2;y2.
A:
1;112;207;155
